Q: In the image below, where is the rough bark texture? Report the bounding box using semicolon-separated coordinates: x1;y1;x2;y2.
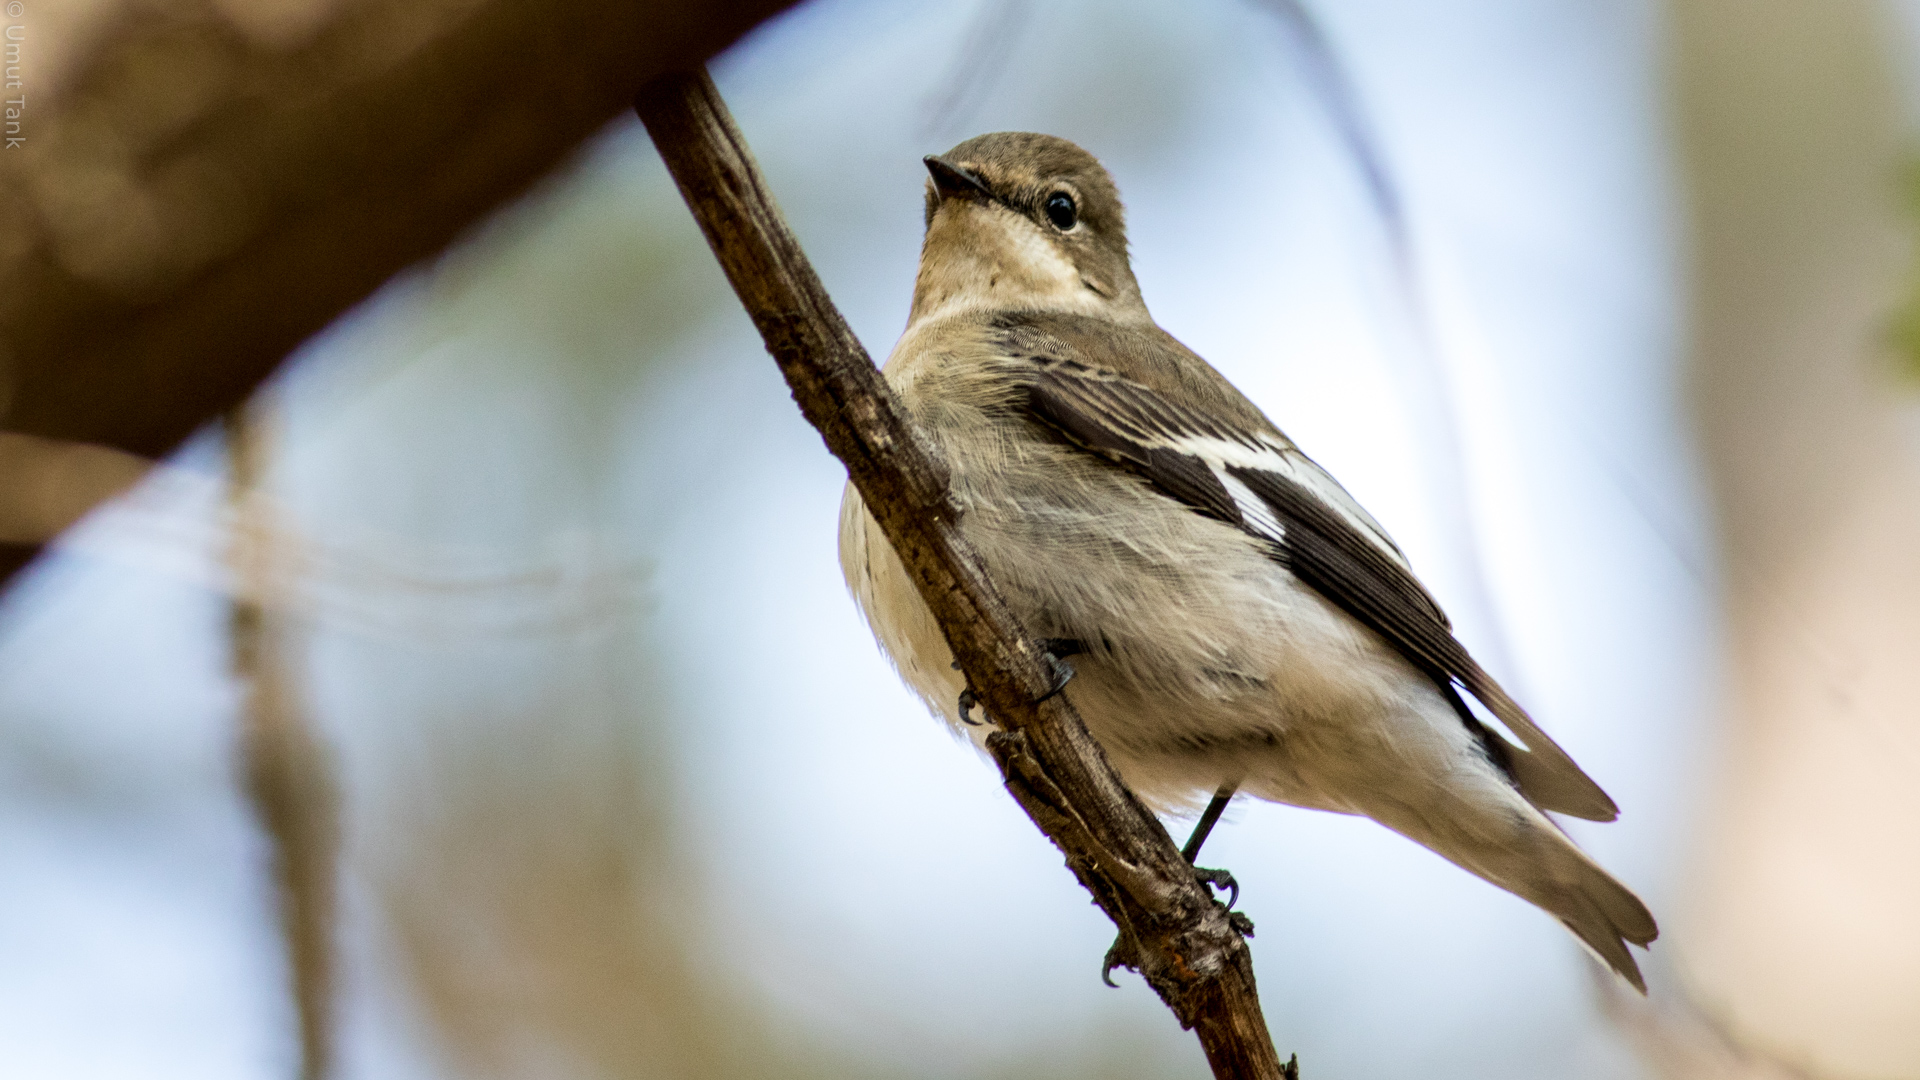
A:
635;68;1291;1080
0;0;799;590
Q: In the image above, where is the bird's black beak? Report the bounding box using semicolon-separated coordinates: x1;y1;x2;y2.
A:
924;155;992;201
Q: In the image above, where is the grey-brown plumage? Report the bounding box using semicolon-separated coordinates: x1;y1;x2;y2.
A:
839;132;1657;990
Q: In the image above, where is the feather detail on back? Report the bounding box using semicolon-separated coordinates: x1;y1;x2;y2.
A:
1006;314;1619;821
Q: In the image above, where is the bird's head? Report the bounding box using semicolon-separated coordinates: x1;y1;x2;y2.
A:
910;132;1145;326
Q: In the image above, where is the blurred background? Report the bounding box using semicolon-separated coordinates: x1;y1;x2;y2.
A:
3;0;1919;1077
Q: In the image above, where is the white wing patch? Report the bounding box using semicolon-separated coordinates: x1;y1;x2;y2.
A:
1155;433;1405;570
1019;353;1408;568
1215;468;1284;544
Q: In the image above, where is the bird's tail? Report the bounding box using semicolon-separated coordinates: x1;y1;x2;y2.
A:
1361;779;1658;991
1521;827;1658;992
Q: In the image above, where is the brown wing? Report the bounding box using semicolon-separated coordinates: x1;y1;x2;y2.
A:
1023;355;1619;822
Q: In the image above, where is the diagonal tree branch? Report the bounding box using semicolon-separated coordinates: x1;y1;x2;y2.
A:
634;68;1295;1080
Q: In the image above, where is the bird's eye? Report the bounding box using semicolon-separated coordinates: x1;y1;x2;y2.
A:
1044;191;1078;230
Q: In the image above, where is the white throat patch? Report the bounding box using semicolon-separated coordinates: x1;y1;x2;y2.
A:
908;201;1113;328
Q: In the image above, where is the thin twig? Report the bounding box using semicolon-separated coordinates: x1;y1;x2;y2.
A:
226;407;338;1080
635;69;1292;1079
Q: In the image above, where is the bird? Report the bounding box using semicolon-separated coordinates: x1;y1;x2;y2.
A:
836;131;1657;991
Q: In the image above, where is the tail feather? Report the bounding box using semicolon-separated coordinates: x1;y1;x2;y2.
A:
1340;751;1659;993
1551;859;1656;992
1506;811;1658;993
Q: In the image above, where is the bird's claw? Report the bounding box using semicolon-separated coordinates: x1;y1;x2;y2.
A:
1036;637;1083;703
1101;936;1138;988
957;687;983;726
954;639;1082;720
1037;655;1075;702
1195;866;1254;934
1194;866;1241;911
1098;870;1249;990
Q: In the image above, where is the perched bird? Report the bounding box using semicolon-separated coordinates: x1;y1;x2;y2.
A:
838;132;1657;990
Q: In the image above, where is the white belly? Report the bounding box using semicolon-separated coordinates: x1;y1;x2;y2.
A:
836;477;1470;817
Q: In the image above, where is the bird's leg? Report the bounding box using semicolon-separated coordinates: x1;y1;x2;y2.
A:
1102;784;1252;986
1181;785;1235;864
1185;785;1252;933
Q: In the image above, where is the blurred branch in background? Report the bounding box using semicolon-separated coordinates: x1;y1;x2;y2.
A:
918;0;1033;139
0;432;151;580
226;406;338;1080
1244;0;1521;686
1245;0;1401;241
376;695;883;1080
0;0;802;591
381;701;737;1080
635;68;1291;1080
0;434;150;545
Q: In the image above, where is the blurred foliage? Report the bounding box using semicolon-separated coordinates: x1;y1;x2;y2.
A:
1889;156;1920;383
